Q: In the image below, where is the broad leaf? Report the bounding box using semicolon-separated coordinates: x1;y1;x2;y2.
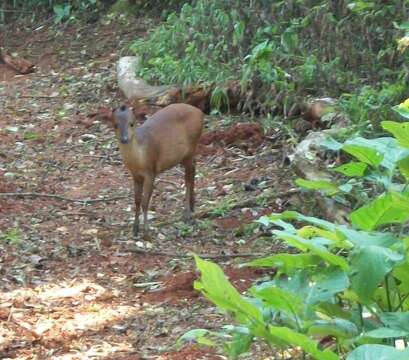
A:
342;144;383;168
222;326;253;359
275;269;349;307
320;137;343;151
264;210;399;247
397;155;409;181
380;312;409;332
382;121;409;147
393;106;409;120
295;178;339;195
347;344;409;360
333;162;368;177
269;326;339;360
365;327;409;338
350;246;403;303
308;318;359;338
250;284;303;315
245;253;319;273
335;226;398;248
178;329;217;347
344;137;409;172
273;230;349;270
350;192;409;231
194;256;263;324
297;226;350;248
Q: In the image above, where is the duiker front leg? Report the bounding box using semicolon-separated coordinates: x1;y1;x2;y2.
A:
132;176;143;237
141;174;154;239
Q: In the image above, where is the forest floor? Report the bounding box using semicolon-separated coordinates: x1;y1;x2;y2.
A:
0;16;301;360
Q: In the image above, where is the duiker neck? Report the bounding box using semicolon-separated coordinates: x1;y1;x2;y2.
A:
118;135;144;170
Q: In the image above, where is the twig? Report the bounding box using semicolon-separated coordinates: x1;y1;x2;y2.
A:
18;95;61;99
0;192;129;204
155;188;301;227
127;247;263;259
157;178;181;187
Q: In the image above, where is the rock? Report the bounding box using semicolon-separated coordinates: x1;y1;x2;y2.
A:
292;129;349;224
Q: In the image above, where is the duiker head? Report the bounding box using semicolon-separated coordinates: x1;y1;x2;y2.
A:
112;105;136;145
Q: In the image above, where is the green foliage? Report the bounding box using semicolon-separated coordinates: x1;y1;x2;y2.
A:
347;344;409;360
295;178;339;195
132;0;408;115
208;198;236;218
184;101;409;358
0;0;105;23
340;82;407;133
0;227;22;245
53;4;72;23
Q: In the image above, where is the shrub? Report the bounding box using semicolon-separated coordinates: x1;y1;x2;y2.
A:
131;0;409;119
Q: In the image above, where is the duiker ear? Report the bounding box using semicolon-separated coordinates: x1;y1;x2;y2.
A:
133;107;147;122
93;107;114;125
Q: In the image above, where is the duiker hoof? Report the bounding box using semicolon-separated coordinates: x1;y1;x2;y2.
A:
132;223;139;237
183;212;194;224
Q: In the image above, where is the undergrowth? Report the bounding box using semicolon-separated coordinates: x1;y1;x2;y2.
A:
182;99;409;359
131;0;409;127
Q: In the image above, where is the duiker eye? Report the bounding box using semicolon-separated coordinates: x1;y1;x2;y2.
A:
130;123;135;127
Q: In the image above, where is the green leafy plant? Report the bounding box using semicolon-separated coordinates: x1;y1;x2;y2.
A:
208;198;236;218
0;227;22;245
182;100;409;358
53;4;72;23
131;0;408;116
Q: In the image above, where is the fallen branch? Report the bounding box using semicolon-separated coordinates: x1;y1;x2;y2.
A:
0;192;129;204
0;50;34;74
127;247;263;259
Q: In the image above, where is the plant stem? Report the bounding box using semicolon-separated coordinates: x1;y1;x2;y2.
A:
385;274;392;312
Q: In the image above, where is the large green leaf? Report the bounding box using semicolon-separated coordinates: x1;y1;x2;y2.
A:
380;312;409;332
295;178;339;195
344;137;409;172
275;269;349;307
393;262;409;297
273;230;349;270
265;211;338;232
364;327;409;338
250;284;303;315
337;226;398;248
245;253;320;273
342;144;383;168
194;256;263;324
298;226;351;249
350;192;409;231
224;332;253;359
269;326;339;360
350;246;403;303
308;318;359;338
347;344;409;360
264;210;399;248
382;121;409;148
333;162;368;177
178;329;217;347
397;155;409;181
393;106;409;120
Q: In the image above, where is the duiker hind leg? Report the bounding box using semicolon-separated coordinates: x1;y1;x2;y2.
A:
182;156;195;222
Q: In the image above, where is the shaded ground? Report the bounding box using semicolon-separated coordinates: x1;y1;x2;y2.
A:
0;16;298;359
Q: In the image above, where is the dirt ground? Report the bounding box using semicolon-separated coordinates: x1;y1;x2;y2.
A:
0;16;299;360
